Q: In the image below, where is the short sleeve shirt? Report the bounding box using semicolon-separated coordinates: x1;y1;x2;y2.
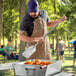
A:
0;48;5;54
19;10;49;37
58;40;65;51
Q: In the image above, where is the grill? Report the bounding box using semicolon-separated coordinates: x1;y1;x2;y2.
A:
13;59;62;76
0;59;74;76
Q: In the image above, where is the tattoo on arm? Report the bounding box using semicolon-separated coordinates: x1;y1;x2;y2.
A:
19;30;26;36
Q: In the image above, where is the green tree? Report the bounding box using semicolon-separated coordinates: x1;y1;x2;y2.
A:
19;0;26;61
0;0;3;46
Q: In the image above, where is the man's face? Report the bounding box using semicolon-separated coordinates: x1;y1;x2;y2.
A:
29;11;39;18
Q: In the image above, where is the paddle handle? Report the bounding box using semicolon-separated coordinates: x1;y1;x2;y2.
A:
40;65;47;69
43;20;61;38
34;20;62;47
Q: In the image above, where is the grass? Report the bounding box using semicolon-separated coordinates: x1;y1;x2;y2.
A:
62;51;76;75
0;55;18;76
0;49;76;76
52;50;76;76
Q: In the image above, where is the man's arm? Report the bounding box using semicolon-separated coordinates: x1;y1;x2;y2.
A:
19;30;35;42
19;30;44;43
47;20;60;27
47;15;67;27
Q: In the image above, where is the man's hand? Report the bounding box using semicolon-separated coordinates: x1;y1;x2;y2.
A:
34;37;44;43
61;15;67;22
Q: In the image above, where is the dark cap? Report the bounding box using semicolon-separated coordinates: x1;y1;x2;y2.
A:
27;0;39;13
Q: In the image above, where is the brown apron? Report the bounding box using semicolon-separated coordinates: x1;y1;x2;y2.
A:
26;17;52;60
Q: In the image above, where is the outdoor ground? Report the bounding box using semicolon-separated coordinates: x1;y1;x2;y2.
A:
52;49;76;76
0;49;76;76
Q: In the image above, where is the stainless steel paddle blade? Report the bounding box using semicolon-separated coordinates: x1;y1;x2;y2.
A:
22;46;36;59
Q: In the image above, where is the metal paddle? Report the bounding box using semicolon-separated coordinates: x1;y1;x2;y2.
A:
22;20;62;58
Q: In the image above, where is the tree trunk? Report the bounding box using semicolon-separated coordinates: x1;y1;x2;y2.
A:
19;0;26;61
15;28;18;51
15;38;17;51
56;31;59;60
38;0;42;5
67;35;69;50
49;35;51;44
0;0;3;47
53;0;59;60
52;35;54;45
2;23;4;45
54;0;57;14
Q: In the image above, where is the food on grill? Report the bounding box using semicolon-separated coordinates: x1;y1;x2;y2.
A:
46;61;53;65
40;61;46;65
24;61;33;65
24;60;53;65
33;60;41;65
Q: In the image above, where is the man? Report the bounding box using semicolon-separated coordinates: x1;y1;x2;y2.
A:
73;41;76;66
19;0;66;60
58;39;65;62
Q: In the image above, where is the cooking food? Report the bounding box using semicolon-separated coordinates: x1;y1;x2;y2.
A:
24;60;53;65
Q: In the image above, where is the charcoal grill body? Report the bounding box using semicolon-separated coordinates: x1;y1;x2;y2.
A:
0;59;74;76
13;59;62;76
